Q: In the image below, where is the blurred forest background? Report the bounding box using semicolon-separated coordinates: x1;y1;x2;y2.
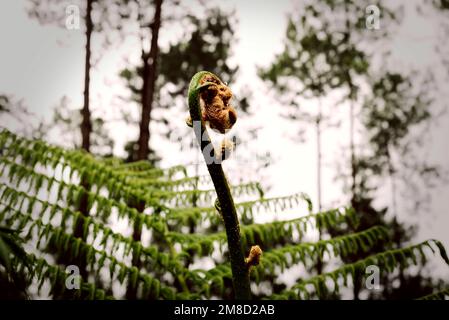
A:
1;0;449;299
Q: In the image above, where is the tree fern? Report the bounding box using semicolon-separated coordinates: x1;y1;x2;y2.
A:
0;128;448;299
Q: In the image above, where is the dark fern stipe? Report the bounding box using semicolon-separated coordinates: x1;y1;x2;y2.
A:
187;71;252;299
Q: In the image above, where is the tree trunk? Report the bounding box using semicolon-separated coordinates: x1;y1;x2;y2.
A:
126;199;145;299
127;0;163;299
81;0;93;152
137;0;162;161
387;147;397;216
349;98;360;300
315;100;323;276
316;100;322;212
73;0;93;283
350;99;356;201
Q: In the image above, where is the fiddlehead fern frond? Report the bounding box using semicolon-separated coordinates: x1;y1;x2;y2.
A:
187;71;251;299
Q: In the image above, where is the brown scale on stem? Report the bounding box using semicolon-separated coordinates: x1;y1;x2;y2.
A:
245;245;262;270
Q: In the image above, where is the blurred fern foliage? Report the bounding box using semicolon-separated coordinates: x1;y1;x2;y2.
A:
0;129;448;300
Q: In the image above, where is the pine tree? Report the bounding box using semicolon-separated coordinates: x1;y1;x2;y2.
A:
118;6;240;162
259;0;448;299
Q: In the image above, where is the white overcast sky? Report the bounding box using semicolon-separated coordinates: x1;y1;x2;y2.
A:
0;0;448;279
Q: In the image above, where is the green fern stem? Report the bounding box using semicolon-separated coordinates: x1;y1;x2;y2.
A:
187;71;251;300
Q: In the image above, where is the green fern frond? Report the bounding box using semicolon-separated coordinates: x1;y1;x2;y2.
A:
1;128;447;300
270;240;449;299
168;207;357;256
194;226;389;290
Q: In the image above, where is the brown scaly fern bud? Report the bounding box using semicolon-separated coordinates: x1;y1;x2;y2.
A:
245;245;262;269
200;82;237;134
187;75;237;134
